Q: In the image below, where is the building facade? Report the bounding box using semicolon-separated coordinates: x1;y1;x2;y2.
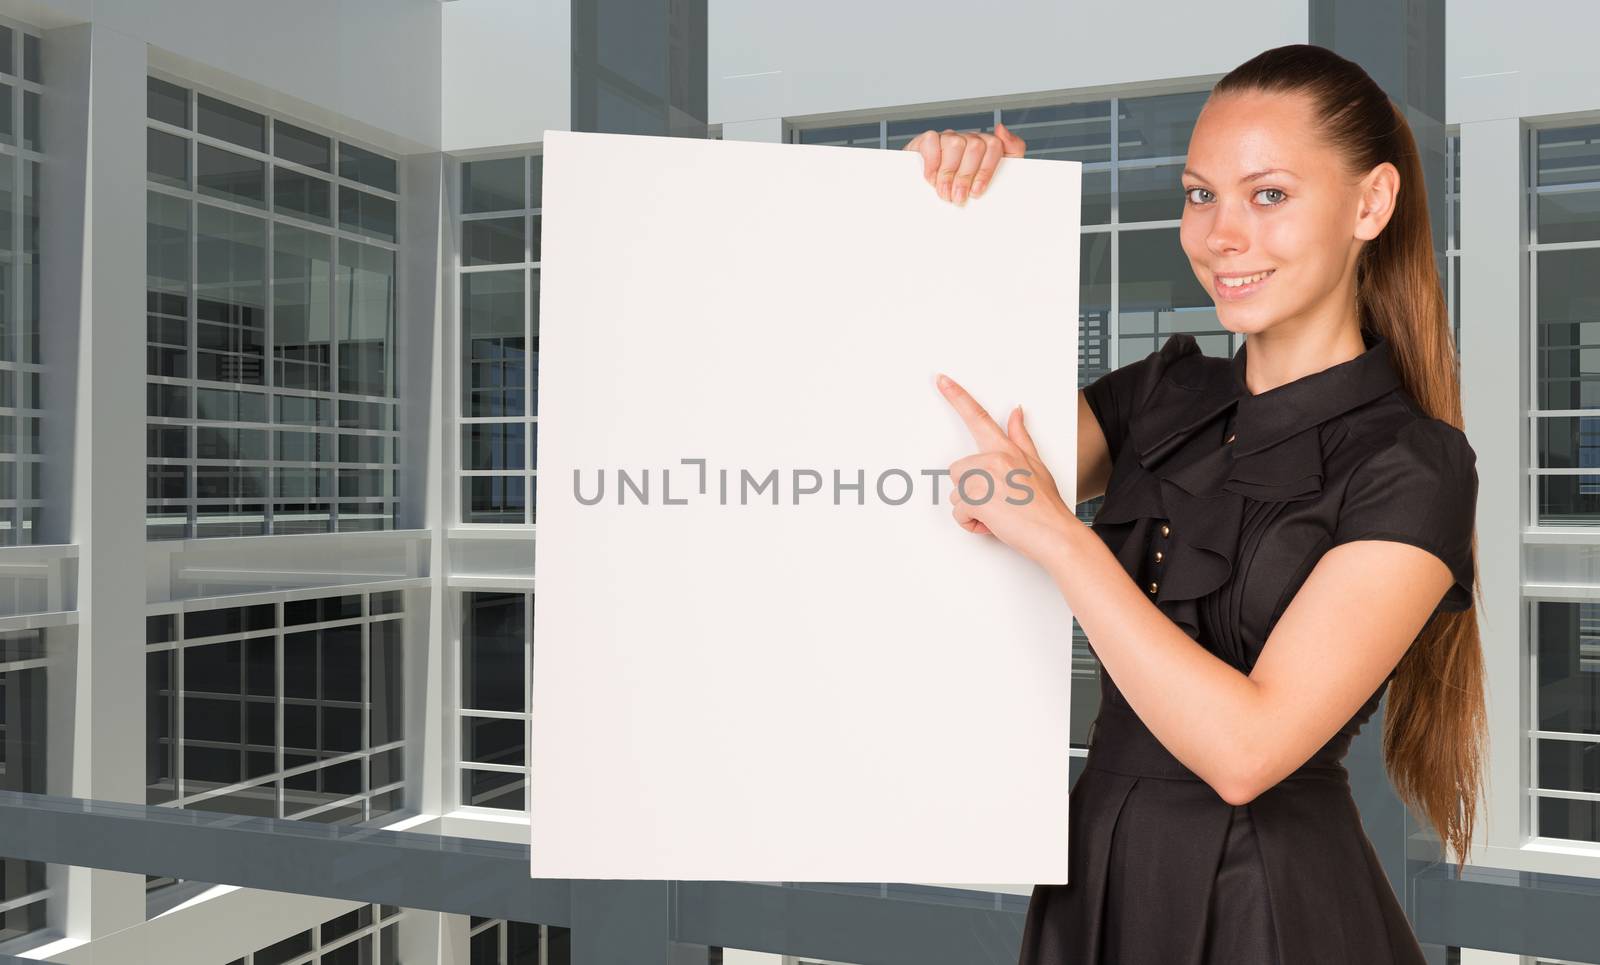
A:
0;0;1594;962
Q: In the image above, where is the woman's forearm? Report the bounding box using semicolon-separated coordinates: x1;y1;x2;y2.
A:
1041;520;1266;803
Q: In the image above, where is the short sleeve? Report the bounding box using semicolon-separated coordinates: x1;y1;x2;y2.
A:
1082;333;1199;465
1330;418;1479;612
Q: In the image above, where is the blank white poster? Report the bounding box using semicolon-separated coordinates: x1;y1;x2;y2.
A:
531;128;1082;883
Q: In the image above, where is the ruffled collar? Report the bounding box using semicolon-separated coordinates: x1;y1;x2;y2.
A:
1092;328;1402;641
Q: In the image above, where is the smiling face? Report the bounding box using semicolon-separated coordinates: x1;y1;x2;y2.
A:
1179;89;1377;337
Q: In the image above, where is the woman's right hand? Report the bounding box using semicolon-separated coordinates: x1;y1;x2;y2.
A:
901;120;1027;205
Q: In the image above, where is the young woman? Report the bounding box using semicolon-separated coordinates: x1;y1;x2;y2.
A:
904;44;1484;964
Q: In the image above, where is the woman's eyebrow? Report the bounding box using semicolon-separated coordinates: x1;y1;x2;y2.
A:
1181;167;1299;183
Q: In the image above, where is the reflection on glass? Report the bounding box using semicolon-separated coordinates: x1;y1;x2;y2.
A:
463;217;525;266
463;157;525;214
337;240;395;397
1119;90;1208;160
275;120;332;172
198;92;265;152
462;271;525;418
340;142;398;194
196;203;267;385
1117;227;1217;349
1537;247;1600;411
1117;163;1184;223
274;225;333;392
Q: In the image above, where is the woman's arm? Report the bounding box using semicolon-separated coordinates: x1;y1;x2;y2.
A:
1041;526;1453;804
1076;389;1114;504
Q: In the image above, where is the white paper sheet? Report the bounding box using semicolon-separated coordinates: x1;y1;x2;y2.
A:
531;128;1082;883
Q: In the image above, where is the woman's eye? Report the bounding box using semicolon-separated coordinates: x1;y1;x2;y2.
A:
1255;188;1287;205
1183;187;1212;205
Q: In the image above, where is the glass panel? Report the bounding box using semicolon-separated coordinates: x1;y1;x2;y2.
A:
340;142;397;193
1119;90;1207;161
196;204;267;385
147;128;190;189
463;423;525;471
462;592;525;712
148;76;189;128
1537;738;1600;794
884;112;993;152
463;217;525;266
1536;602;1600;739
1537;473;1600;528
254;929;313;965
1537;124;1600;188
275;168;332;225
22;90;37;151
337;241;395;397
1539;796;1600;843
1080;231;1111;386
370;619;403;747
463;157;525;213
148;191;191;382
1535;415;1600;469
463;717;526;767
197;93;265;152
197;143;266;207
1537;247;1600;411
462;768;525;811
274;225;333;392
1117;227;1217;348
0;666;45;794
339;188;397;242
462;271;525;418
1118;163;1183;223
1538;189;1600;245
275;120;332;172
463;476;525;525
796;122;879;148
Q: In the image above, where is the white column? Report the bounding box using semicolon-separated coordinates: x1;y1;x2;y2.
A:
1457;114;1527;858
37;20;149;940
398;151;450;817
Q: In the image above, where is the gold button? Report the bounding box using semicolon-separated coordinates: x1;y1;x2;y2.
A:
1148;581;1159;594
1160;523;1171;538
1154;549;1163;563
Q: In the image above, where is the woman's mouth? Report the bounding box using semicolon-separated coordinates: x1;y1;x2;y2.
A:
1213;269;1275;300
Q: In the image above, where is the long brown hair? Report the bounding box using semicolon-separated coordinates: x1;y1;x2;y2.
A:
1213;44;1486;877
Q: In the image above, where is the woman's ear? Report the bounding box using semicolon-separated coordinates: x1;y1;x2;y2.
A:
1353;161;1400;241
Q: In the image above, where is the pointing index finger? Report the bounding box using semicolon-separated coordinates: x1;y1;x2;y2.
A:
936;373;1013;451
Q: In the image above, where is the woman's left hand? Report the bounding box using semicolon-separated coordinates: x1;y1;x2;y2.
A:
936;372;1079;569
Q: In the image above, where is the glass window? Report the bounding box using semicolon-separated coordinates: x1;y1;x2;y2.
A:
463;217;525;266
274;225;333;392
1533;601;1600;842
275;167;332;224
148;83;400;538
275;120;332;172
340;142;397;193
197;92;265;152
461;271;525;418
462;157;524;214
146;595;404;825
147;128;190;189
148;76;189;128
337;240;395;397
197;143;266;207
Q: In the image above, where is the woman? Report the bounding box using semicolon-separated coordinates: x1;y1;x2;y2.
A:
905;44;1484;964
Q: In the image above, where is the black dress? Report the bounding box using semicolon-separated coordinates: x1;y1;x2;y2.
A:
1016;330;1479;965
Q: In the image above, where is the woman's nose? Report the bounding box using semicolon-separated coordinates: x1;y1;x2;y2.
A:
1206;202;1249;256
